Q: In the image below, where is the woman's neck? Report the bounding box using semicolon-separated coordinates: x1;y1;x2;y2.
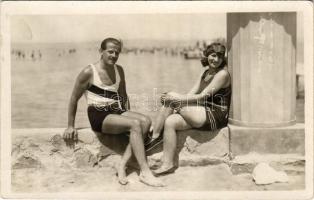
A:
208;66;221;73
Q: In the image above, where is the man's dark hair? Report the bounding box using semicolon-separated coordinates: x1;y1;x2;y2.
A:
100;38;123;51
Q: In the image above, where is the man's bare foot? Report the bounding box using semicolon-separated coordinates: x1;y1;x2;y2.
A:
117;167;128;185
139;172;165;187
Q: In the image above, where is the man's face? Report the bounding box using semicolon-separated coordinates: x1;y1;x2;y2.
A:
208;52;223;68
100;42;121;66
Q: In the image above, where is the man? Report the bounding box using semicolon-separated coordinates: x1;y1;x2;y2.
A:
63;38;164;187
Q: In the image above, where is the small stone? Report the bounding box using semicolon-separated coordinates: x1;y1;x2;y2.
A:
51;148;59;153
50;134;64;150
147;152;163;169
183;136;199;153
252;162;289;185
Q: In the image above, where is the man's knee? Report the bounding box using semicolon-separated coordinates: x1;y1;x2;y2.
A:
141;116;152;129
129;119;142;133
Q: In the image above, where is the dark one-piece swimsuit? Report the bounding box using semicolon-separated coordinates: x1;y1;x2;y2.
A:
197;68;232;131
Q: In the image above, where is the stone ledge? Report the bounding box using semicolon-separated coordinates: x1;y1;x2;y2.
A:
229;123;305;156
11;128;304;177
12;127;229;170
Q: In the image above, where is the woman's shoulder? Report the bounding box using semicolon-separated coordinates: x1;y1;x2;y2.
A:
216;67;230;77
213;68;230;84
216;67;231;87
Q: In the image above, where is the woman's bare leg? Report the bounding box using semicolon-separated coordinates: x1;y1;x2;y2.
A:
101;114;163;187
154;114;191;174
154;106;207;175
152;106;174;138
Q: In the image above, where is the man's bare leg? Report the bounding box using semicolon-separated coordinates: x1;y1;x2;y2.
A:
117;111;152;185
101;114;164;187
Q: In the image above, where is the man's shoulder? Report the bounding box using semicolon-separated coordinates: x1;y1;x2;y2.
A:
81;65;93;74
78;65;93;80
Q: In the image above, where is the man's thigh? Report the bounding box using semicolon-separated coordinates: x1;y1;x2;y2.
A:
101;114;138;134
122;111;150;122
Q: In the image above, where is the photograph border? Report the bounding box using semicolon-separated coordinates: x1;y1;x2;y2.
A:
1;1;313;199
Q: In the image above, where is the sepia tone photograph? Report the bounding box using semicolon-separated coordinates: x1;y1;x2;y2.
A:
1;1;313;199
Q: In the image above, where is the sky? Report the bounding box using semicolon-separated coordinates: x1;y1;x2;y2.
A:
11;14;226;43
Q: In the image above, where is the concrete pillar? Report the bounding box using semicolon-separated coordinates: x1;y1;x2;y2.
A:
227;12;296;127
227;13;304;155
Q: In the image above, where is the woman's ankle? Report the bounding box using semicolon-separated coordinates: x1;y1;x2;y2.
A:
162;161;174;168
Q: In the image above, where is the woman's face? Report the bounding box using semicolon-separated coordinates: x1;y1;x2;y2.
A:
207;52;224;68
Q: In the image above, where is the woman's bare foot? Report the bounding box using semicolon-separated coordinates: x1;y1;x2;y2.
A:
117;167;128;185
153;165;176;176
139;171;165;187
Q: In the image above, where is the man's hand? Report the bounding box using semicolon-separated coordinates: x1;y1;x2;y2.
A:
63;127;78;148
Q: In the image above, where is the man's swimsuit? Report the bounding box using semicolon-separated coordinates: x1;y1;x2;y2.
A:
85;64;125;132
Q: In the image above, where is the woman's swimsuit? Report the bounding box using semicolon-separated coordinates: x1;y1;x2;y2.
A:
197;67;232;131
85;64;126;132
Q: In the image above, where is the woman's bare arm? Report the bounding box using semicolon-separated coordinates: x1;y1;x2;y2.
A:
164;69;230;106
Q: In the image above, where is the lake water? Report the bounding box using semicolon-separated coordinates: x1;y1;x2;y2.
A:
11;43;204;128
11;43;304;128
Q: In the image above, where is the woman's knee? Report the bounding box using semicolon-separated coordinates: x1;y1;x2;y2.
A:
164;115;180;130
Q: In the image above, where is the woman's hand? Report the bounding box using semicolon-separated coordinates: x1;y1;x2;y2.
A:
160;92;175;103
160;92;182;109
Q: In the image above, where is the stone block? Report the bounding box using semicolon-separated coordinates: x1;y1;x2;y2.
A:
72;148;98;168
12;151;43;169
229;123;305;156
176;127;229;157
147;127;230;167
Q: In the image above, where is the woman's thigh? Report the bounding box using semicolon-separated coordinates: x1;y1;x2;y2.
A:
178;106;207;128
165;114;191;131
101;114;140;134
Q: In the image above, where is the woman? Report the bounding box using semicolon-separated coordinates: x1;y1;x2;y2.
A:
151;43;231;175
63;38;164;187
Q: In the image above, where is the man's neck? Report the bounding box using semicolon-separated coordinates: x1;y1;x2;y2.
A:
99;61;114;70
